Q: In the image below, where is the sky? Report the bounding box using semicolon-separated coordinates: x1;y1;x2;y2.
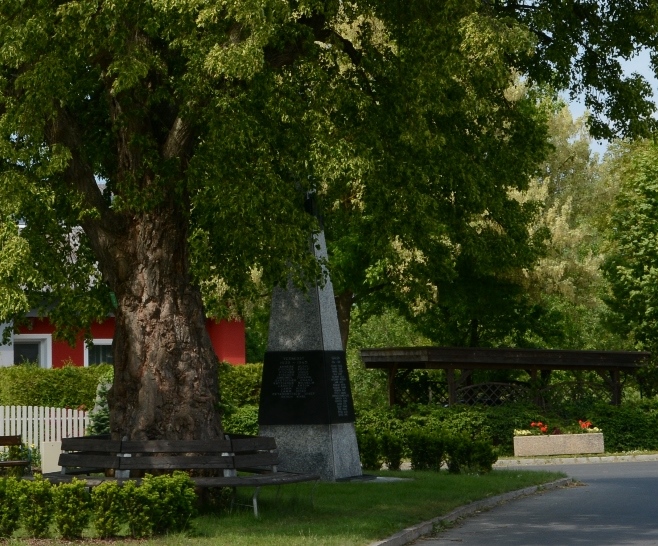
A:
569;50;658;157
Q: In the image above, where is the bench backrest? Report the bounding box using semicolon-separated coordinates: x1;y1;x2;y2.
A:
0;435;22;447
59;436;279;472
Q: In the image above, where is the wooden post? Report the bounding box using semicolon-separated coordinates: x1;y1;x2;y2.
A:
447;368;457;406
387;365;397;407
611;369;622;406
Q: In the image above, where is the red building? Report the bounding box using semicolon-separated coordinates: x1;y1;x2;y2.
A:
8;317;245;368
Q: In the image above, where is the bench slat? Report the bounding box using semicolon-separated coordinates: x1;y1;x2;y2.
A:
59;453;121;469
234;452;279;468
61;438;122;452
0;435;22;446
121;440;231;453
119;455;233;470
192;472;319;487
231;437;277;452
0;460;29;467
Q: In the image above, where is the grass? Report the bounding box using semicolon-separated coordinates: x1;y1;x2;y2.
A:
7;468;564;546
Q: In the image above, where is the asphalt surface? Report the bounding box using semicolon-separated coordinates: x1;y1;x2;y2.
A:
415;461;658;545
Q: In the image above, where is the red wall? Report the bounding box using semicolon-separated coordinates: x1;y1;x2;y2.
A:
18;317;245;367
206;319;246;365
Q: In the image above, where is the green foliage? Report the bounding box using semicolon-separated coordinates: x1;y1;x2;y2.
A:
223;404;259;436
119;473;198;538
347;308;431;412
356;431;381;471
141;472;198;535
587;401;658;452
0;478;21;538
18;474;54;538
406;430;446;472
380;432;404;472
603;140;658;357
53;479;92;539
219;363;262;435
219;363;263;408
0;364;112;409
120;481;156;538
91;481;123;539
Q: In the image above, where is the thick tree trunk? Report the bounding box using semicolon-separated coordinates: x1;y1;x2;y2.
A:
105;206;222;441
335;290;353;350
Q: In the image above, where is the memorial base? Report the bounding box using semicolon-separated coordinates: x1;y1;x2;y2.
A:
260;422;362;481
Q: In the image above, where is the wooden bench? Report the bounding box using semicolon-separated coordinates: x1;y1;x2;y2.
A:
0;435;30;475
45;435;319;516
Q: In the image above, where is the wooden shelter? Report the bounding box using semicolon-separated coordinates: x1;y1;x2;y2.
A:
360;347;651;406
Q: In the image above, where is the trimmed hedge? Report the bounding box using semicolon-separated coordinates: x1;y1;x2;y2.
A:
0;473;197;539
0;364;112;410
218;362;263;408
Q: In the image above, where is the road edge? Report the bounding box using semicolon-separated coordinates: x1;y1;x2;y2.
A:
368;477;573;546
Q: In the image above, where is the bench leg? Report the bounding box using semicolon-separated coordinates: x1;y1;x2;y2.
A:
252;487;261;518
230;487;237;513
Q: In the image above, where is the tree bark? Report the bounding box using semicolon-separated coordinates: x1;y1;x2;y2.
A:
335;290;354;351
106;205;222;441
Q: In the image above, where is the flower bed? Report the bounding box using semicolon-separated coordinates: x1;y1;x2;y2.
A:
513;432;604;457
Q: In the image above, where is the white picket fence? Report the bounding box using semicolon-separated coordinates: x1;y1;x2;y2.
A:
0;406;88;447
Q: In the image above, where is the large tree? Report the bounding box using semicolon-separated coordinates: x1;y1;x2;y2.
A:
1;0;657;441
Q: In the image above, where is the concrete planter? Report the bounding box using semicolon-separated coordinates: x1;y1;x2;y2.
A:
513;433;604;457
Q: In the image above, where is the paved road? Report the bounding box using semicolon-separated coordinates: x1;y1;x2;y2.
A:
416;462;658;545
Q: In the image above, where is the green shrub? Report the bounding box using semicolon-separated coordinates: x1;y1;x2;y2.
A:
469;439;498;473
91;481;123;538
406;429;445;472
219;363;263;407
141;472;198;535
121;480;155;538
120;473;198;538
19;474;54;538
223;404;259;436
357;431;381;471
53;479;92;539
0;478;21;538
0;364;112;409
380;432;404;471
444;434;469;474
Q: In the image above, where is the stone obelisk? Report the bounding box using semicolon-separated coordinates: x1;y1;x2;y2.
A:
258;197;362;481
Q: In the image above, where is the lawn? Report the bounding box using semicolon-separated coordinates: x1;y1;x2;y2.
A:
8;469;564;545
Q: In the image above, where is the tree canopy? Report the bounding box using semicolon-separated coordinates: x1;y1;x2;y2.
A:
1;0;657;439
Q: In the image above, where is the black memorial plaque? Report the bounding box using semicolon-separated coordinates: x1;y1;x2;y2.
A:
258;350;355;425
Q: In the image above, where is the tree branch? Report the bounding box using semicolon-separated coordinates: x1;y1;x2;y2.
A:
162;116;195;161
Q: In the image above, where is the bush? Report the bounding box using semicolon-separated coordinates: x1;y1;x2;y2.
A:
219;363;263;408
121;480;155;538
406;429;445;471
120;473;198;538
0;477;21;538
223;404;259;436
91;481;123;538
380;432;404;471
0;364;112;409
53;479;92;539
142;472;198;535
357;431;381;471
19;474;54;538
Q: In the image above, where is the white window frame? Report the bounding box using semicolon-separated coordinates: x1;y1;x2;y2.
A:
12;333;52;369
84;339;113;367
